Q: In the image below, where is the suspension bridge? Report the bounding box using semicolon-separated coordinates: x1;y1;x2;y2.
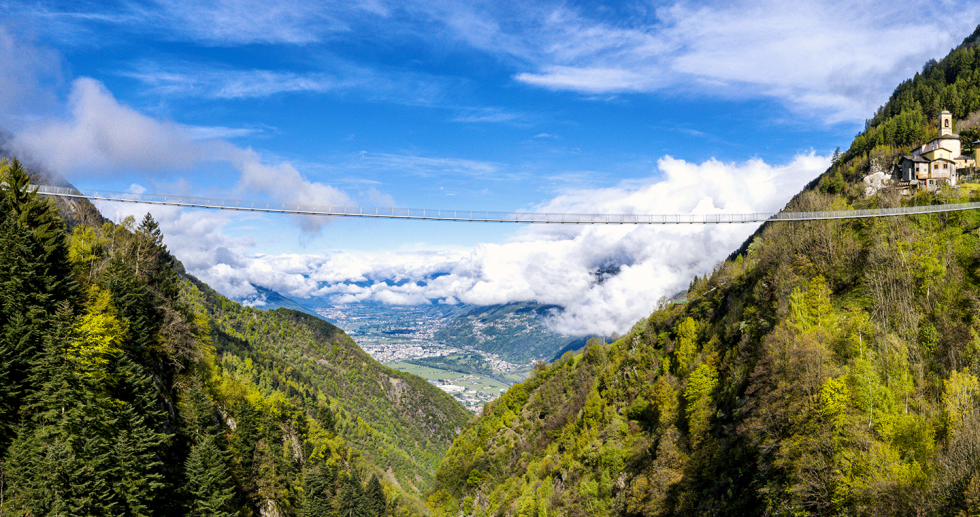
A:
31;184;980;225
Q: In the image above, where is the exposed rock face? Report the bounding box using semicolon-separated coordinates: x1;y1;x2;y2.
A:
386;375;409;405
217;406;237;431
259;500;285;517
863;160;892;197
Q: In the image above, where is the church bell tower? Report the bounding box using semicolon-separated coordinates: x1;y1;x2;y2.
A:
940;110;953;136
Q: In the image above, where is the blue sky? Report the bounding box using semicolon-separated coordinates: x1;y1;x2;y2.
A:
3;0;979;335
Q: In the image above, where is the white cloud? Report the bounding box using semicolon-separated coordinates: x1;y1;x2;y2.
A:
13;78;202;173
122;61;456;110
450;107;523;123
150;0;354;45
23;0;388;46
177;152;830;336
431;0;980;123
11;77;351;232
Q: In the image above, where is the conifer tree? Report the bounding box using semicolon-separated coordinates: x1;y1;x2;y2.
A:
365;474;386;517
317;403;335;433
337;469;367;517
184;434;237;517
6;294;168;516
303;467;332;517
183;382;220;440
231;400;261;483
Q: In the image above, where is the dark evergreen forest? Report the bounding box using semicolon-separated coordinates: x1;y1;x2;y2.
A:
0;158;471;516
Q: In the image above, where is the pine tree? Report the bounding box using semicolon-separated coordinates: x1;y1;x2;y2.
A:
103;353;167;516
230;400;261;485
1;158;74;302
133;213;165;282
337;469;367;517
7;297;168;516
184;434;237;517
303;467;332;517
183;382;220;440
317;403;335;433
5;304;100;514
365;474;386;517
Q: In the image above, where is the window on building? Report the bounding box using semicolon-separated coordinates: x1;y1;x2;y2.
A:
944;163;949;169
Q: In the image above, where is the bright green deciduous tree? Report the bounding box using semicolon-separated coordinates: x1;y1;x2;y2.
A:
790;276;834;332
70;286;128;378
674;317;698;375
820;376;850;433
684;362;717;448
943;369;979;434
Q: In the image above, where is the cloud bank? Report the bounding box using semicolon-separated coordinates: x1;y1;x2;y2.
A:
129;151;829;336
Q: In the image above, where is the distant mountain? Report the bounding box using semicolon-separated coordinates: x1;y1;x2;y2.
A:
434;302;592;363
237;284;323;318
273;294;595;365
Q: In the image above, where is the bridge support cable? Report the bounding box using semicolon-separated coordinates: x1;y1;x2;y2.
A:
28;184;980;225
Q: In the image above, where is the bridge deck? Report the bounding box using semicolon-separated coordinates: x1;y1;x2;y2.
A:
30;185;980;224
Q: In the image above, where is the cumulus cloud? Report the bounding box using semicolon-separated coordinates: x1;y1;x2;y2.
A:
10;77;351;232
180;152;830;336
13;78;202;173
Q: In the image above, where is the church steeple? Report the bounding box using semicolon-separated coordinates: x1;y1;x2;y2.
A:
940;110;953;136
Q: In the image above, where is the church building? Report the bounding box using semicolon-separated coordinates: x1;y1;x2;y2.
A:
898;111;974;188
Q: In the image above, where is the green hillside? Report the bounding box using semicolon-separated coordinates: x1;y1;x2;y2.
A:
0;159;470;516
427;28;980;517
185;278;472;494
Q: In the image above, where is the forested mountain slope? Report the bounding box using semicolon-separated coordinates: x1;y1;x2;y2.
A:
0;158;470;516
183;278;472;493
427;27;980;517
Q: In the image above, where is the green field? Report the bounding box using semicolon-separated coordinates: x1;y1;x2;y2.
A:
387;361;512;410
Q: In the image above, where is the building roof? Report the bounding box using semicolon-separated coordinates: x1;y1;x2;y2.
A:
902;155;928;163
